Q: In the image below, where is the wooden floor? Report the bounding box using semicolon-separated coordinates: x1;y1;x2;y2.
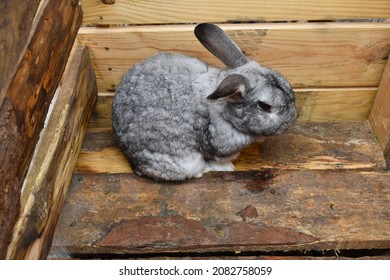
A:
48;120;390;259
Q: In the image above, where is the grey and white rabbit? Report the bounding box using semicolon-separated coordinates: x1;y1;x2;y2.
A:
112;23;297;181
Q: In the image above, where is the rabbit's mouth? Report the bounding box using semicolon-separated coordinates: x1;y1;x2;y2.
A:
264;115;297;136
274;113;297;135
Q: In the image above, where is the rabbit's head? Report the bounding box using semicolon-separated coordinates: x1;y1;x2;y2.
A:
195;23;297;136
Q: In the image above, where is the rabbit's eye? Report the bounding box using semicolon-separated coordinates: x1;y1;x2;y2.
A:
257;101;272;113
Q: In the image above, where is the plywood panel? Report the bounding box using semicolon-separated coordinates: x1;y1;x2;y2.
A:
81;0;390;25
77;23;390;91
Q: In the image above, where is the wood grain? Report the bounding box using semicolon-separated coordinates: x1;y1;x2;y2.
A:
49;170;390;255
369;57;390;168
296;88;377;122
74;122;385;174
81;0;390;25
0;0;82;258
77;23;390;91
0;0;41;105
6;45;97;259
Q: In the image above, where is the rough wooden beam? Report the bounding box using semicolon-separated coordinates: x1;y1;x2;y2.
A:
0;0;82;258
0;0;41;105
369;57;390;168
5;45;97;260
50;170;390;256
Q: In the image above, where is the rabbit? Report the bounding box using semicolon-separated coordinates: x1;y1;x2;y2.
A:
112;23;297;181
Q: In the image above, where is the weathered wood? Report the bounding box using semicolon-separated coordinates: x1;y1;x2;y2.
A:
6;45;97;260
77;22;390;91
81;0;390;25
49;170;390;255
74;122;385;174
0;0;82;258
0;0;41;105
369;57;390;168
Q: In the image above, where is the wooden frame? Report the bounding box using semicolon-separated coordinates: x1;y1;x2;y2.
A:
1;0;389;259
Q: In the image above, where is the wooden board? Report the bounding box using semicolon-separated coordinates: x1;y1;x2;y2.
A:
49;170;390;255
81;0;390;25
77;22;390;92
369;57;390;168
74;122;385;174
0;0;41;105
0;0;82;258
88;88;377;129
6;45;97;259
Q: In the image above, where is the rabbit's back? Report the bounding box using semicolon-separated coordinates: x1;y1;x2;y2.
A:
112;52;215;179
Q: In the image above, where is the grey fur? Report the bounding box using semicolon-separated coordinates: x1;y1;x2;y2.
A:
112;23;297;181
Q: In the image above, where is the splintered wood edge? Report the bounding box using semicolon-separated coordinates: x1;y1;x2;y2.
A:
369;57;390;168
49;170;390;256
6;45;97;259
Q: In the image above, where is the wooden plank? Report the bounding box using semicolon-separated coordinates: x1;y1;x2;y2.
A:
74;122;385;174
369;57;390;168
81;0;390;25
5;45;97;259
0;0;41;105
0;0;82;259
296;88;377;122
49;170;390;255
77;23;390;91
88;88;377;129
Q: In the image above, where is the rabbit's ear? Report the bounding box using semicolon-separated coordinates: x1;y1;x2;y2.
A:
195;23;250;68
207;74;247;102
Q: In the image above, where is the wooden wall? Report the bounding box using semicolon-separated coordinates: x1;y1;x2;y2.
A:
79;23;390;123
0;0;83;259
1;0;389;259
77;1;390;124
